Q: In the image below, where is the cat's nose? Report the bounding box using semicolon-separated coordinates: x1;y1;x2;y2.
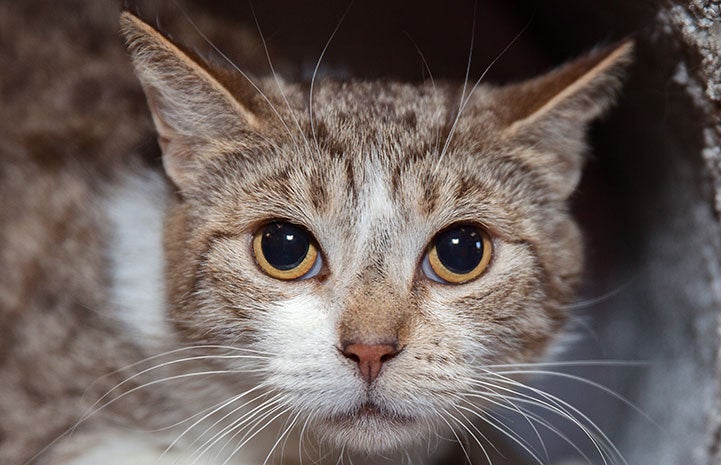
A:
341;342;400;384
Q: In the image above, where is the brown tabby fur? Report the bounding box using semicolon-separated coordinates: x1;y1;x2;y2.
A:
0;2;632;464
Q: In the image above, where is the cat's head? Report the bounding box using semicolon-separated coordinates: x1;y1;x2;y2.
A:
121;12;631;454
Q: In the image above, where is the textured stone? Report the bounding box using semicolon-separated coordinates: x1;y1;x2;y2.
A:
661;1;721;215
651;2;721;463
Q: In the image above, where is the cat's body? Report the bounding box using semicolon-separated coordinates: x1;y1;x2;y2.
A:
0;3;632;464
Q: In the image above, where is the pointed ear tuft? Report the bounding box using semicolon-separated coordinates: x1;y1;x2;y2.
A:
120;11;259;188
497;40;634;198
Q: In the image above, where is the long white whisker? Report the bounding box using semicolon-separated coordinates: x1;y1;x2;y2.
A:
432;0;476;176
476;393;597;465
480;360;648;369
455;391;548;462
175;6;300;149
188;394;284;464
22;345;261;465
447;404;496;464
483;369;655;426
262;409;302;465
221;405;294;465
459;1;477;119
403;32;436;90
159;384;268;461
140;387;265;434
561;282;632;309
75;368;255;438
403;31;442;155
433;11;534;175
468;377;619;465
473;388;610;464
80;345;274;402
309;3;353;155
482;370;634;446
439;411;473;465
249;2;313;153
335;443;347;465
297;408;315;465
455;402;545;465
220;400;289;457
279;408;302;465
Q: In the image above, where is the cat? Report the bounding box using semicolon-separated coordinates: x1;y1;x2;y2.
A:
0;4;633;465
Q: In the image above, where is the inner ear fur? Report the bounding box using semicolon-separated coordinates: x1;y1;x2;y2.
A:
120;11;261;189
496;40;634;198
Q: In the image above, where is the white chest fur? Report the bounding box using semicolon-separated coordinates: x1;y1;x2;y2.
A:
54;431;252;465
105;168;172;343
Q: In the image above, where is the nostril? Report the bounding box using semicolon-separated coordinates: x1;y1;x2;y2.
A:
340;342;401;384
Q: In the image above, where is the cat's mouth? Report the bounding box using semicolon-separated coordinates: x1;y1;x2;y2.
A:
328;401;415;426
315;400;427;453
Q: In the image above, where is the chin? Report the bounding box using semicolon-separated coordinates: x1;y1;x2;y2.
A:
313;403;434;454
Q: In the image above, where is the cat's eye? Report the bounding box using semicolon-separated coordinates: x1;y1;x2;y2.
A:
422;224;493;284
252;222;322;280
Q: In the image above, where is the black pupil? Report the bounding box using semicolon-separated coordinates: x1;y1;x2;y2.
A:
435;226;484;274
260;222;310;271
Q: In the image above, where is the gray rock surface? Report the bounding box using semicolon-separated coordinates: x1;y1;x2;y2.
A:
655;3;721;464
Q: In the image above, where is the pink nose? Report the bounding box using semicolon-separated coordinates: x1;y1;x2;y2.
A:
341;343;400;384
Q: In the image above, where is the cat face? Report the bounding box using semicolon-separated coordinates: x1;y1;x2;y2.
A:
122;12;631;454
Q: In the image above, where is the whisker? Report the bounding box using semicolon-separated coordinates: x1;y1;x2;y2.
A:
454;388;545;465
335;443;347;465
474;389;610;464
279;408;302;465
432;0;476;177
479;360;648;369
447;403;498;464
452;394;547;465
21;352;247;465
475;393;597;465
187;394;284;464
73;365;259;440
309;3;353;156
175;5;302;151
497;378;625;465
81;345;274;401
249;2;313;154
459;1;478;119
481;369;655;426
262;409;302;465
138;388;264;434
221;405;294;465
467;378;621;465
455;391;548;462
220;400;290;458
434;9;535;175
561;282;632;310
402;31;442;156
297;408;315;465
159;384;269;461
439;411;473;465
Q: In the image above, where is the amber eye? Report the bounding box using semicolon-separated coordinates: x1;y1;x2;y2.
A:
423;224;493;284
252;222;321;280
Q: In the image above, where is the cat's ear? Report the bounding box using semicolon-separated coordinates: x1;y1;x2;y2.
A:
120;11;260;188
496;40;634;198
